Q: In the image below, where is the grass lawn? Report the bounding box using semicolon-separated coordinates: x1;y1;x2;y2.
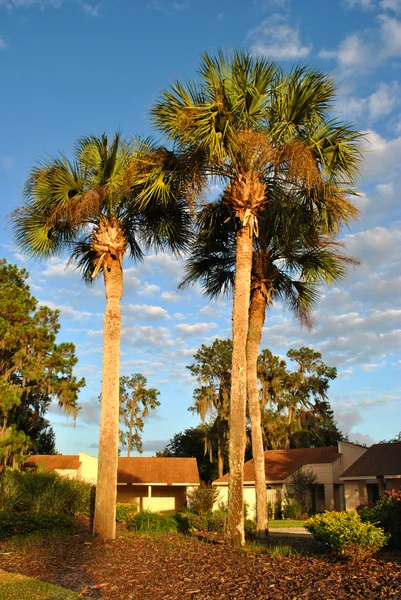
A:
0;570;85;600
269;520;306;528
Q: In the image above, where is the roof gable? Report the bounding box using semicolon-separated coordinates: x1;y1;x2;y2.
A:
341;443;401;478
214;446;340;484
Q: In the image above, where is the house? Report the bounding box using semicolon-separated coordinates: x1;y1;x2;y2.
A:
212;441;367;518
25;453;200;513
340;442;401;510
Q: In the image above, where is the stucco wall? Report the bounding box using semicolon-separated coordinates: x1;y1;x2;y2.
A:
116;484;187;513
78;453;98;485
338;442;367;472
54;469;78;479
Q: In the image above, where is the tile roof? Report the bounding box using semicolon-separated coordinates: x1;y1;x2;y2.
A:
25;455;200;485
341;443;401;478
25;455;80;471
117;457;200;485
213;446;340;484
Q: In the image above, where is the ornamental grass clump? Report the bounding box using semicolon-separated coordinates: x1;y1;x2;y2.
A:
305;511;389;562
115;502;138;523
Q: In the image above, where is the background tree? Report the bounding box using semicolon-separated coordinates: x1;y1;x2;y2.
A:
0;259;84;468
153;51;362;545
157;425;219;483
187;339;232;478
259;347;339;449
12;133;192;540
119;373;160;456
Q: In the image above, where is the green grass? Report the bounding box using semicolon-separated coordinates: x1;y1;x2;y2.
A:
269;520;306;528
0;570;85;600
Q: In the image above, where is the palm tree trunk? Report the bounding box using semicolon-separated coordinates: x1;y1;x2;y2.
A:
93;257;123;540
216;418;224;479
227;221;253;547
246;287;268;538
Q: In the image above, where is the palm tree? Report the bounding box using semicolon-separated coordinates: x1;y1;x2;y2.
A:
181;188;357;537
12;133;192;540
151;51;362;545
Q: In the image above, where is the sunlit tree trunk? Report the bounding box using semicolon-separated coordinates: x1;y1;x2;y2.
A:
246;287;268;537
228;222;253;547
93;253;123;540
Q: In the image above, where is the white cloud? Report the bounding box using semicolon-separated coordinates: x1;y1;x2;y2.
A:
248;14;311;60
368;81;399;118
175;322;217;336
38;299;94;321
82;3;98;16
345;0;375;7
0;0;61;7
344;226;400;268
361;362;385;371
380;0;401;11
0;155;13;170
161;291;180;303
139;282;161;296
124;303;170;321
319;15;401;72
0;35;6;48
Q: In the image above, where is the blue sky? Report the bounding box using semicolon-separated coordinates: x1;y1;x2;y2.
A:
1;0;400;455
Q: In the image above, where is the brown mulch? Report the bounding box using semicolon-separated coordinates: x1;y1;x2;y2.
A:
0;523;400;599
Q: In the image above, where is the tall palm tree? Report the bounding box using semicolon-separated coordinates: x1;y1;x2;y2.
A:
12;133;192;540
181;188;357;537
151;51;362;545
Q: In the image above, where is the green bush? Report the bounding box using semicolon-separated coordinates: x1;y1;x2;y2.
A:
357;490;401;549
176;509;226;533
0;511;73;540
116;502;138;523
282;499;301;519
126;510;178;533
186;484;220;514
0;470;94;518
244;518;256;537
305;511;389;561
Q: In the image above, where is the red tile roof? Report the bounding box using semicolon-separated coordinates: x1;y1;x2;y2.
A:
117;457;200;485
213;446;340;484
25;455;80;471
341;443;401;478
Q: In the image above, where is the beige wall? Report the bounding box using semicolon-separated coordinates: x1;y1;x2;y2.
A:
116;484;187;513
385;478;401;491
344;480;368;510
78;453;98;485
338;442;367;472
54;469;78;479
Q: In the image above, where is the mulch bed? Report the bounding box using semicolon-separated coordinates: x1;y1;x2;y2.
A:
0;522;400;599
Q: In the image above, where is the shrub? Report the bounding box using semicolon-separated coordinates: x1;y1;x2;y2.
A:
187;484;220;514
0;512;73;540
286;467;318;515
357;489;401;549
0;470;94;517
244;518;256;537
305;511;389;561
116;502;138;523
126;510;178;533
176;509;226;533
282;498;302;519
274;499;282;520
